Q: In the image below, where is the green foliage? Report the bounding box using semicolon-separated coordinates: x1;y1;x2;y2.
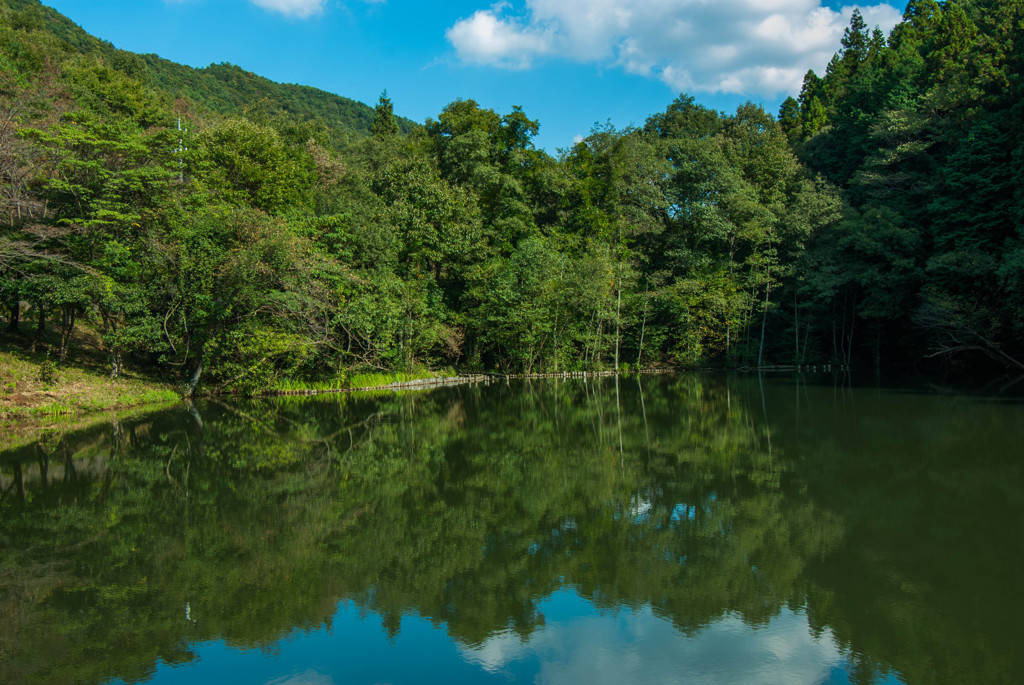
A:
36;351;57;385
196;118;313;212
777;97;801;146
370;90;399;140
465;236;568;372
427;99;541;248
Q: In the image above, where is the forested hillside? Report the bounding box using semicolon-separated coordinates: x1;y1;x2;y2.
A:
2;0;1022;396
0;0;415;142
781;0;1024;372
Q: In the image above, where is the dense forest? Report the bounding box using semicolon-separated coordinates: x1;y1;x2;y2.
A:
1;0;1022;394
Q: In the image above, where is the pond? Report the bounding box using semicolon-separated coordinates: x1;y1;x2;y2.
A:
1;373;1022;684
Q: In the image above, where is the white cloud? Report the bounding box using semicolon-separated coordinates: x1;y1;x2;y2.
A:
446;1;903;96
444;8;555;68
247;0;326;18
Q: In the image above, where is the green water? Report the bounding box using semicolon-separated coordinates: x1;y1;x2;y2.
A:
1;374;1022;684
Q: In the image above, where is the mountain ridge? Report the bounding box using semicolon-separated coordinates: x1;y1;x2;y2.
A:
2;0;417;141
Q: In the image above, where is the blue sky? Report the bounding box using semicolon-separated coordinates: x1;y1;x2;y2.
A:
41;1;904;152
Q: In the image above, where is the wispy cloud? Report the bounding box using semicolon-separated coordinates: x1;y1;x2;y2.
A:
247;0;326;19
265;668;336;685
446;1;902;96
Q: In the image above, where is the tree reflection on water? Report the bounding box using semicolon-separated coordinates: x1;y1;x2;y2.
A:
1;374;1022;684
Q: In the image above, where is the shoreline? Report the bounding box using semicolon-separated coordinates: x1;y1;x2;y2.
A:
263;369;673;397
1;362;673;434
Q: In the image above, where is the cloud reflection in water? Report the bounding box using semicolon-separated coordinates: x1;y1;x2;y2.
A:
459;590;848;684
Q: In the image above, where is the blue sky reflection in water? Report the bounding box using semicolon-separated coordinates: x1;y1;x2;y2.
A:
131;592;881;685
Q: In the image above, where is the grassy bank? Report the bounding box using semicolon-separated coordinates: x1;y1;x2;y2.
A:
0;345;180;427
1;339;459;423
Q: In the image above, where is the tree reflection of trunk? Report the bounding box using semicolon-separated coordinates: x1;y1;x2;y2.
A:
585;379;601;446
758;371;772;457
638;375;650;463
63;444;76;487
188;401;204;430
100;458;114;501
795;373;800;433
615;374;623;467
37;449;49;493
13;461;24;504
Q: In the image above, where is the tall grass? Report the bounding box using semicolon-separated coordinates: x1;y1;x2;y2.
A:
268;369;456;394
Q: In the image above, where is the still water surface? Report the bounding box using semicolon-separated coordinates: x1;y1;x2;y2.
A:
2;374;1022;684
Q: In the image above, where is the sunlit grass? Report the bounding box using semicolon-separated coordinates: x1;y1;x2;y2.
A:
268;368;456;395
271;377;348;393
1;346;181;429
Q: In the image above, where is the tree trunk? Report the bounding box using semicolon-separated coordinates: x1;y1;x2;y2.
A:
757;280;771;367
185;341;205;397
801;319;811;365
30;302;45;353
101;309;122;378
839;289;848;364
832;295;839;362
59;307;75;361
7;298;18;333
636;286;649;368
846;292;858;365
614;273;622;373
793;291;799;363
